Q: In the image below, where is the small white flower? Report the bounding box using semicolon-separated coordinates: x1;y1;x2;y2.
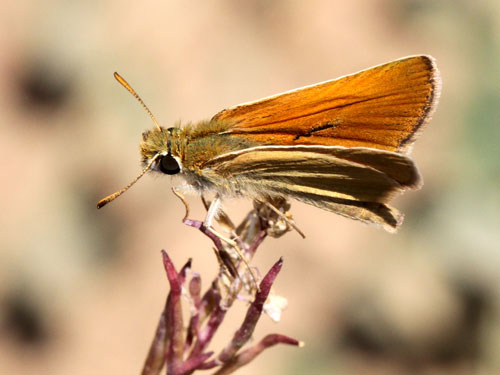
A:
263;293;288;322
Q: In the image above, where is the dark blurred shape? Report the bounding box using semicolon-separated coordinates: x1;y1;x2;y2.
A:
381;0;445;30
223;0;287;28
336;280;490;371
17;62;73;112
2;291;49;347
78;180;124;266
385;0;442;20
338;313;401;358
225;0;276;17
443;281;490;364
396;0;439;17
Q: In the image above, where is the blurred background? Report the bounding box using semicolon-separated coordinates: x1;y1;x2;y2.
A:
0;0;499;374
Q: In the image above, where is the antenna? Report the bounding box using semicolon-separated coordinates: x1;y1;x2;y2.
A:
97;153;161;209
114;72;161;131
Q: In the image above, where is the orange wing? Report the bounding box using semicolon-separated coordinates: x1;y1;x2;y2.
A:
212;56;441;153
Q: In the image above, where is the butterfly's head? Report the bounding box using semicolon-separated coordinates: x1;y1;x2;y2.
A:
97;126;184;209
140;126;183;176
97;73;187;209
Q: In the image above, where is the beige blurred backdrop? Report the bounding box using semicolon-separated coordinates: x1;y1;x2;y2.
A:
1;1;499;374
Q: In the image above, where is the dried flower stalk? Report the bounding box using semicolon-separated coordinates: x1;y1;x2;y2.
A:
141;197;302;375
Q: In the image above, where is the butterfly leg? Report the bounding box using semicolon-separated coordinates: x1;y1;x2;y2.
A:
203;195;260;288
252;198;305;238
204;194;222;228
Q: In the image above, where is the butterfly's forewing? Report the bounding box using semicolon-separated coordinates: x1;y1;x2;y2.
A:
212;56;441;153
202;145;421;231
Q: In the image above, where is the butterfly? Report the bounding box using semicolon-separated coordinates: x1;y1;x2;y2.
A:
98;55;441;232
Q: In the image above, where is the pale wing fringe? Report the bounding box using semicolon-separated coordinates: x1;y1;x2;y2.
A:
286;191;403;232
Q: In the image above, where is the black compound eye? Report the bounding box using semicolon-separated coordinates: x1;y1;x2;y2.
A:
159;154;181;175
